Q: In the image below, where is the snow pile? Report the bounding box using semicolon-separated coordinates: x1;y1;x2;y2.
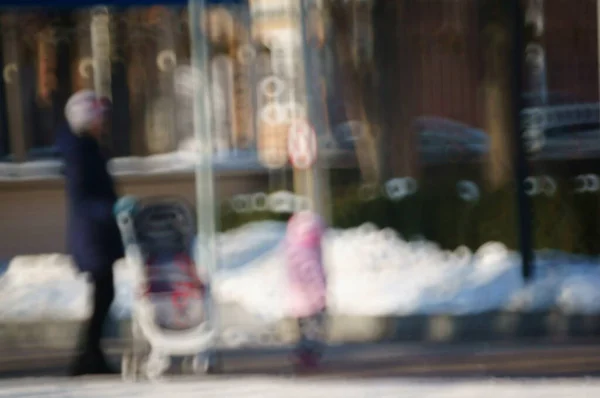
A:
1;221;600;321
559;272;600;314
0;254;90;321
324;226;522;316
215;225;526;320
17;160;63;180
0;150;266;181
0;161;63;181
107;150;266;175
503;249;600;314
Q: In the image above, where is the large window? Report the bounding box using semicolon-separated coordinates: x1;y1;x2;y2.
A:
2;0;600;344
194;0;600;327
0;0;599;264
523;0;600;258
0;5;192;164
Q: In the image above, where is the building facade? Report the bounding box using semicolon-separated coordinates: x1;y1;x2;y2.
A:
0;0;598;279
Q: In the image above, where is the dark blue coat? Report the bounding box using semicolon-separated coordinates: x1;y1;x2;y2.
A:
56;125;124;278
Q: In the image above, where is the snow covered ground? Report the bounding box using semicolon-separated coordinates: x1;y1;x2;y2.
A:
0;143;350;180
0;150;266;181
1;221;600;322
0;377;599;398
0;121;484;181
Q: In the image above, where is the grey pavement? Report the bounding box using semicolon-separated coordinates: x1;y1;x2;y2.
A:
4;341;600;379
2;342;600;397
0;377;599;398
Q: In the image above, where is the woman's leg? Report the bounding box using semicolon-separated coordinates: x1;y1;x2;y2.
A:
70;268;116;376
88;270;115;348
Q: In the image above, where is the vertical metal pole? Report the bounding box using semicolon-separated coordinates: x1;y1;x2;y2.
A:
597;0;600;103
90;7;112;101
511;0;534;280
90;7;113;150
155;8;177;153
523;0;547;107
0;31;8;158
2;14;28;161
295;0;331;221
189;0;220;334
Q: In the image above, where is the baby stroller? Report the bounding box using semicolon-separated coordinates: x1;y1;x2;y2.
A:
114;196;219;381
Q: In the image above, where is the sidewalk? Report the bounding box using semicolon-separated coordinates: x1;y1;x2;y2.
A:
0;377;599;398
3;341;600;380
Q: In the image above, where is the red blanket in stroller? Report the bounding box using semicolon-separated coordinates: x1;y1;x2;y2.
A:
143;253;206;330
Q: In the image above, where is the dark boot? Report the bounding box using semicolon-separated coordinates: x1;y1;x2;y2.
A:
70;271;117;377
70;347;117;376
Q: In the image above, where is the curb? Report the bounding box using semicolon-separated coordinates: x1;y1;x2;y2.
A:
2;307;600;352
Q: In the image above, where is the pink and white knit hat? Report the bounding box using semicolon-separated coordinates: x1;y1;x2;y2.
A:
64;90;107;135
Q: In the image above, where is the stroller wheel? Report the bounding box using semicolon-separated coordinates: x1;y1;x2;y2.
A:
203;353;221;374
181;355;199;375
121;350;138;382
143;352;170;381
131;321;143;340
